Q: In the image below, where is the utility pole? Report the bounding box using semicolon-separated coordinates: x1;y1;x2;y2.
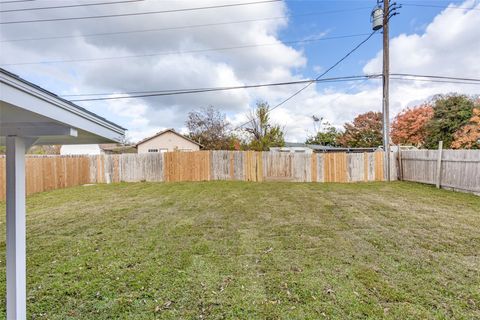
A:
372;0;399;181
382;0;391;182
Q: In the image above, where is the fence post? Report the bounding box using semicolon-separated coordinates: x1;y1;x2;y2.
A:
435;141;443;189
397;148;403;181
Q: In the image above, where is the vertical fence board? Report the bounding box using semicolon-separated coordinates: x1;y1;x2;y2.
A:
311;154;317;183
374;152;384;181
400;149;479;194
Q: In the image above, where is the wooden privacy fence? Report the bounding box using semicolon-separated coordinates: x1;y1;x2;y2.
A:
91;151;387;184
0;155;91;200
0;151;387;199
398;149;480;195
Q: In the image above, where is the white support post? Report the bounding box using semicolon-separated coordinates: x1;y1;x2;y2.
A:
5;136;29;320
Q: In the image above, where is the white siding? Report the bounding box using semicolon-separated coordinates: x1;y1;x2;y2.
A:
137;131;200;154
60;144;102;155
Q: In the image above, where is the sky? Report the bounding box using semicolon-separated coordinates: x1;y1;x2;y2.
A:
0;0;479;143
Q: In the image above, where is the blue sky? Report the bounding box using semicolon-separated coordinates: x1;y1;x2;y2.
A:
0;0;478;142
281;0;464;83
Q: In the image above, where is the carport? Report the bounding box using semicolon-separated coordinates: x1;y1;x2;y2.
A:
0;68;125;319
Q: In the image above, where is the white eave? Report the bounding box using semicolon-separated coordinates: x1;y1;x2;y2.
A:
0;68;125;145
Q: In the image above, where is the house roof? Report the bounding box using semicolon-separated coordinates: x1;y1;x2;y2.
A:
0;68;126;131
279;142;379;153
135;128;203;147
1;68;126;145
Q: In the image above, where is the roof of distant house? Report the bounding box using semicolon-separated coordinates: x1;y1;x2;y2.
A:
280;142;379;153
135;128;203;147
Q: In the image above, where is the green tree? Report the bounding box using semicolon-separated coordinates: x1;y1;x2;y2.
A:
338;111;383;148
306;126;342;146
245;101;285;151
423;94;475;149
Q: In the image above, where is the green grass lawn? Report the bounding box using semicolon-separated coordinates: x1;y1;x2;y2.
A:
0;181;479;319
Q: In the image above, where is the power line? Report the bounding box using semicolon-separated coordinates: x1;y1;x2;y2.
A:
62;73;480;100
402;3;480;11
0;7;372;43
391;73;480;82
0;0;281;25
234;31;379;130
391;77;480;85
0;0;144;13
0;32;374;66
68;75;379;102
0;0;35;3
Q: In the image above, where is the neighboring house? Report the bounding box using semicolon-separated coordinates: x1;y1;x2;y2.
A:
100;144;137;154
136;128;201;153
270;142;313;154
271;142;379;154
60;144;102;155
389;145;418;152
60;143;136;155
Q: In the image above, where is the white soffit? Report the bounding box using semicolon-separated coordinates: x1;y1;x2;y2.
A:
0;68;125;145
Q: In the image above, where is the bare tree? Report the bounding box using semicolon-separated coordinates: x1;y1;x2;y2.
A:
186;106;234;150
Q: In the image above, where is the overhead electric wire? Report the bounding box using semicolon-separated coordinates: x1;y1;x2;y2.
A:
0;7;372;43
0;0;35;3
61;71;480;103
391;73;480;82
0;32;374;66
0;0;143;13
68;75;380;102
64;73;480;100
391;78;480;85
0;0;281;25
66;74;480;103
402;3;480;11
234;31;379;130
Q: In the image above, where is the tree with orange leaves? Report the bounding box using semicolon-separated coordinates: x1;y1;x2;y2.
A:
452;108;480;149
338;111;383;147
391;104;434;147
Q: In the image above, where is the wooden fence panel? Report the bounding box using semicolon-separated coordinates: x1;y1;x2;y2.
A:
232;151;245;181
117;153;163;182
374;151;384;181
316;154;324;183
400;149;480;194
347;153;364;182
323;153;348;183
401;150;435;184
311;154;317;182
211;150;230;180
292;153;311;182
441;150;479;193
244;151;257;182
0;155;95;200
262;152;312;182
164;151;211;182
263;152;292;181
